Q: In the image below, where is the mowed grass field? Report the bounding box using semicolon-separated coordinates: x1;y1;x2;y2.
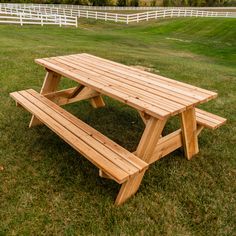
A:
0;18;236;235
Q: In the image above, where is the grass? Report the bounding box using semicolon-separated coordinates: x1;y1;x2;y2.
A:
0;18;235;235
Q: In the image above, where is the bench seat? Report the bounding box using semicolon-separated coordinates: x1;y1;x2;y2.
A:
195;108;226;130
10;89;148;184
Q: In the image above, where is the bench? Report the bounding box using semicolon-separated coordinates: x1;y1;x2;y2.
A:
195;108;226;130
10;89;148;205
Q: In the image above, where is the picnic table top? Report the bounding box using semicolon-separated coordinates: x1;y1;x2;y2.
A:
35;53;217;119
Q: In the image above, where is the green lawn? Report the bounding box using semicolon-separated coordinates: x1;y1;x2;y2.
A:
0;18;235;235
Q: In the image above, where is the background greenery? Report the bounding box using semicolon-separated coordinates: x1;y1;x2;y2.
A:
0;17;235;235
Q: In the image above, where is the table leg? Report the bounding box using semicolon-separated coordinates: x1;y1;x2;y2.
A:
115;169;146;205
180;107;199;160
29;70;61;127
136;117;167;163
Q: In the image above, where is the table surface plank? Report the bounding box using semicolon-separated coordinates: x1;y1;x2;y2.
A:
35;53;217;119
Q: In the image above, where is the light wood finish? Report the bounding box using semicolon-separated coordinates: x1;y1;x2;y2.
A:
195;108;226;129
10;53;226;205
197;125;204;136
180;108;199;160
35;53;217;120
138;111;151;125
136;117;167;163
10;89;148;186
90;95;105;108
29;70;61;127
115;169;146;205
44;86;100;106
68;85;85;98
149;129;183;163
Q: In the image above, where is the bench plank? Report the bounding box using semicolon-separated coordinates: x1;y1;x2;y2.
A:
196;108;226;129
28;89;147;171
10;89;148;184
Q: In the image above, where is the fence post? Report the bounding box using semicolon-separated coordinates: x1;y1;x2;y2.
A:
20;13;23;26
59;15;62;27
126;15;129;24
115;14;117;22
146;12;148;21
41;14;43;26
163;9;166;18
96;11;97;20
86;10;88;18
105;12;107;21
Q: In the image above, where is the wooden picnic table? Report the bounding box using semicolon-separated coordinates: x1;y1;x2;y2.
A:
10;53;226;205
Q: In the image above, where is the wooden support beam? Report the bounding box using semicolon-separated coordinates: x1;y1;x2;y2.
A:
136;117;167;163
68;85;85;99
197;125;204;136
90;95;105;108
99;169;116;181
180;108;199;160
44;87;100;106
138;111;151;125
149;129;182;164
29;70;61;127
115;169;146;206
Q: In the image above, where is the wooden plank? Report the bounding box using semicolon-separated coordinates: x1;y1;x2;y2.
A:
54;56;186;114
73;55;206;101
66;55;198;106
82;53;217;99
29;89;148;171
35;58;170;119
136;117;167;163
149;129;183;164
44;58;174;116
180;108;199;160
25;90;140;176
195;108;226;129
60;55;196;107
29;70;61;127
80;54;217;100
10;91;130;184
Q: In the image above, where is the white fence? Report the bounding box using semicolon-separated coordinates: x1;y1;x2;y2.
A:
1;5;235;24
0;9;77;27
1;3;236;11
0;4;235;26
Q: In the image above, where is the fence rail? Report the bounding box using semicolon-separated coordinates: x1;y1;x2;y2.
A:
0;4;235;26
0;11;77;27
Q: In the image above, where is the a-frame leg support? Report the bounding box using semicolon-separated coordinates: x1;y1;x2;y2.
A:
115;169;146;206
